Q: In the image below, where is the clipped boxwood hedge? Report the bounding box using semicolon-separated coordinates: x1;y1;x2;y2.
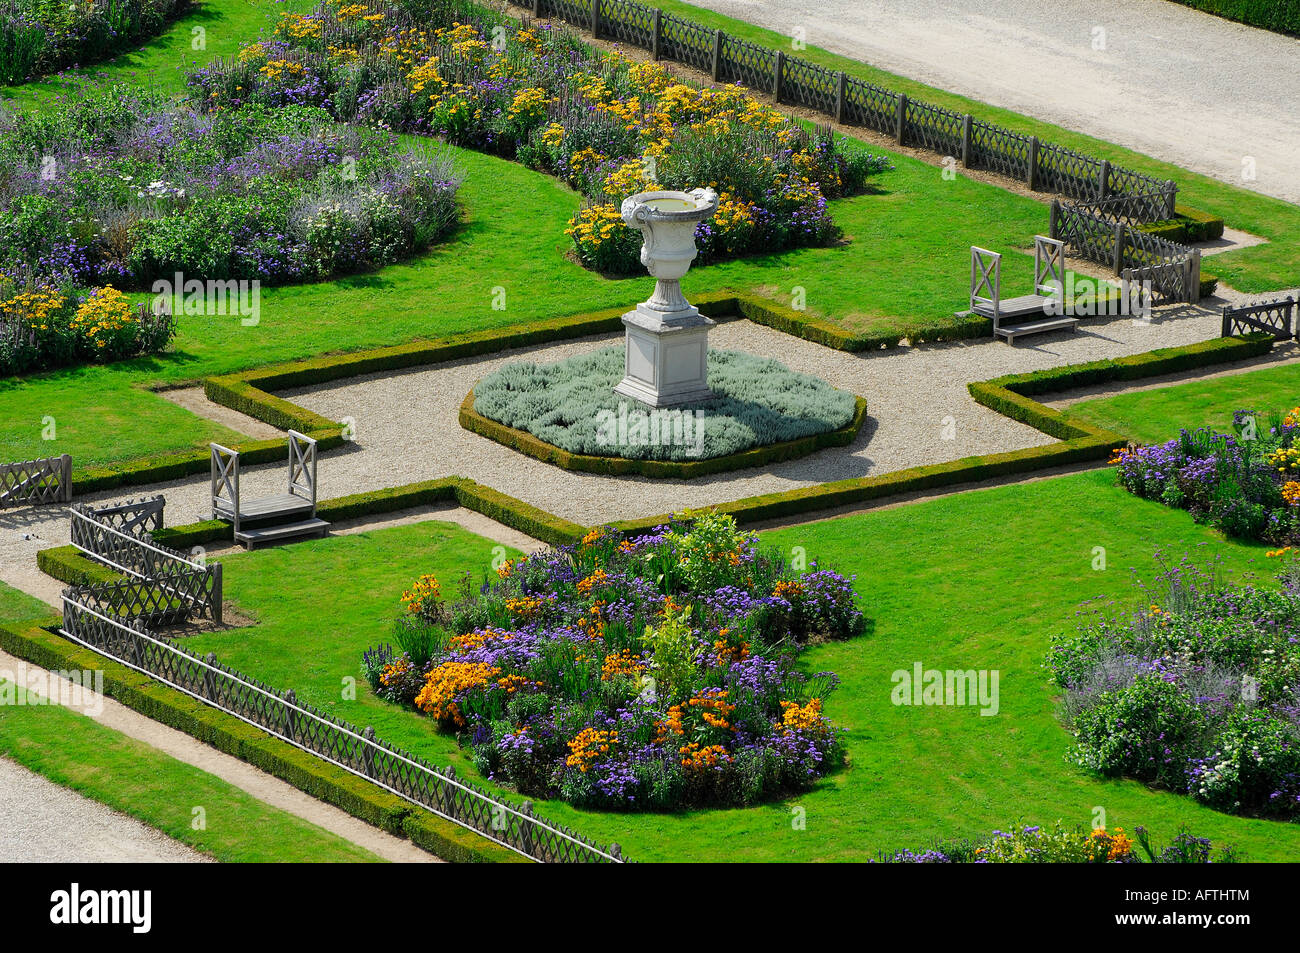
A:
460;390;869;479
1166;0;1300;36
0;617;527;863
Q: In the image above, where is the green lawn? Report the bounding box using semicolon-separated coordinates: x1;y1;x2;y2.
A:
0;581;380;862
1066;360;1300;444
0;680;383;862
671;0;1300;295
187;472;1300;862
5;0;1295;471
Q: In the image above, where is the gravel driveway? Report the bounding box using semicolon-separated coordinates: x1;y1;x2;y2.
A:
682;0;1300;204
0;757;205;863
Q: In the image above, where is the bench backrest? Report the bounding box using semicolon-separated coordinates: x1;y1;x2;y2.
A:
287;430;317;514
1033;235;1065;300
970;246;1001;322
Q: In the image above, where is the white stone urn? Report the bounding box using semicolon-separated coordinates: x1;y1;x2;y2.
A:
614;188;719;407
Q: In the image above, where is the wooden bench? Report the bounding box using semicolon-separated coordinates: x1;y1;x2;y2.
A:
211;431;328;550
970;236;1078;343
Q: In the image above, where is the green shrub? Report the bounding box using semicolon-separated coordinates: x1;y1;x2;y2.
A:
471;347;857;461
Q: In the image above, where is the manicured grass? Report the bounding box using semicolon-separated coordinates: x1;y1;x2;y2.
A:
188;472;1300;861
670;0;1300;295
0;0;302;110
1065;360;1300;444
0;364;246;467
0;581;54;627
0;679;383;862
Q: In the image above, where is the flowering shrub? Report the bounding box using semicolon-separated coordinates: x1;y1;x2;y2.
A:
361;511;867;809
189;1;892;273
879;823;1237;863
0;279;173;375
1113;408;1300;542
1048;552;1300;818
0;85;461;286
0;0;190;84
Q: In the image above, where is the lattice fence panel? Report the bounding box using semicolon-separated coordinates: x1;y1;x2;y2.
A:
659;12;713;72
968;120;1031;179
0;455;70;507
905;100;964;156
59;595;626;863
548;0;590;25
781;57;837;113
841;78;898;135
1054;203;1119;266
1222;297;1296;339
1036;142;1104;200
600;0;654;48
718;34;775;90
1126;261;1190;307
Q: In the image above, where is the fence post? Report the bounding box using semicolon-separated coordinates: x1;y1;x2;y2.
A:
960;114;972;168
59;453;72;502
532;0;541;15
362;726;376;778
284;689;298;741
1165;180;1177;218
833;71;846;123
771;50;784;102
203;652;217;700
1027;136;1039;190
895;94;907;145
651;7;661;60
1221;305;1230;338
1098;159;1110;199
212;563;223;625
1112;222;1125;275
1293;296;1299;342
1188;248;1202;304
1049;198;1060;240
590;0;599;37
710;29;722;81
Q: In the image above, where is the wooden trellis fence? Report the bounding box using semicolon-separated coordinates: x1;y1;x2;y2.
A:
0;454;72;508
515;0;1177;217
1221;296;1298;340
59;594;626;863
1050;199;1202;305
69;498;222;623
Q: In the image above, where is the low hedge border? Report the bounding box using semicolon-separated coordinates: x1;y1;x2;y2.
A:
0;617;527;863
459;390;870;479
1137;205;1227;245
610;333;1274;533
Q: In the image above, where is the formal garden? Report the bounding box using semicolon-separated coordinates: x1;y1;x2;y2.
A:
1;0;1300;866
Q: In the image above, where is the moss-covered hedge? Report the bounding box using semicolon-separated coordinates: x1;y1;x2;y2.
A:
612;333;1275;532
460;391;869;478
1137;205;1227;245
0;618;528;863
1166;0;1300;35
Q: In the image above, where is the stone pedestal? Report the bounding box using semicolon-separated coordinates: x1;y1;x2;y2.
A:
614;187;720;408
613;303;715;407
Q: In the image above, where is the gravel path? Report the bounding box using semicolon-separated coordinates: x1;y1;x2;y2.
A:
682;0;1300;204
0;755;207;863
0;301;1274;561
0;650;440;863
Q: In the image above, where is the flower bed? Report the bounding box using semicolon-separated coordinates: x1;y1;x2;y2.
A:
0;282;173;375
361;512;866;810
0;85;461;287
188;0;892;273
879;823;1237;863
470;346;859;461
0;0;189;84
1048;553;1300;819
1113;408;1300;542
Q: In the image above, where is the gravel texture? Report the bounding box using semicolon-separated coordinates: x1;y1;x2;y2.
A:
0;650;441;863
0;755;207;863
681;0;1300;204
0;300;1275;563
